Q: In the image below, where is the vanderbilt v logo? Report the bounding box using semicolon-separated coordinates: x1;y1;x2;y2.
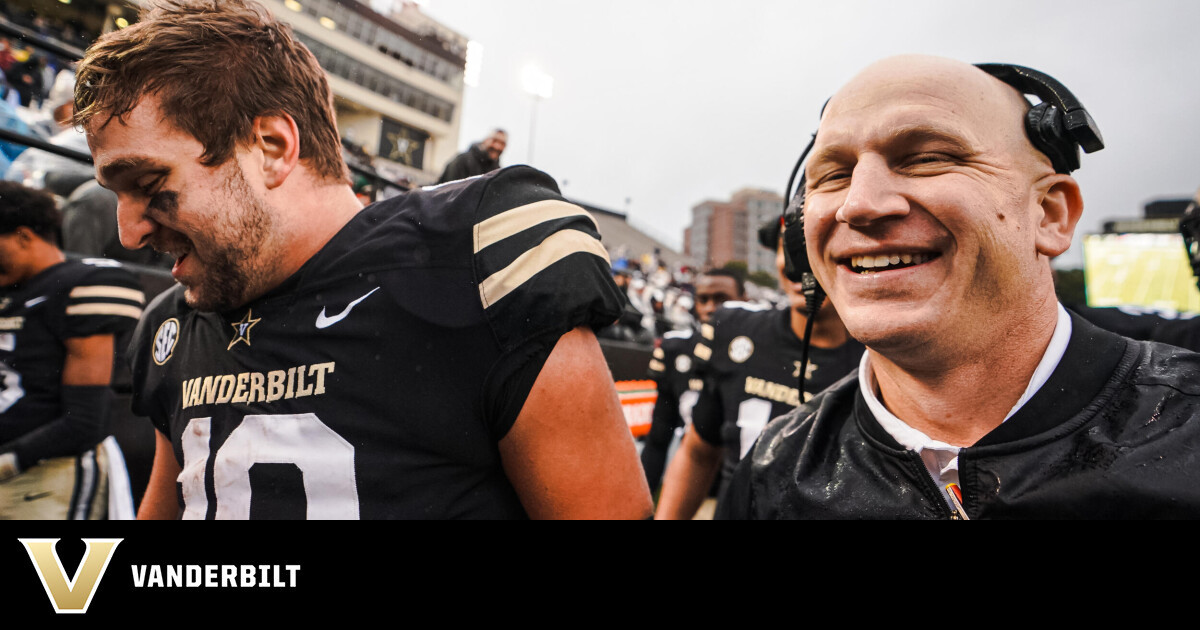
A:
19;538;122;614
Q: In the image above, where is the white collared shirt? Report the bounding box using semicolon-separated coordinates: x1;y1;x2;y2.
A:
858;303;1073;507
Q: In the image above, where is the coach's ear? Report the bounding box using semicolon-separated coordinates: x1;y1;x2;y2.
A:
253;113;300;190
1033;174;1083;258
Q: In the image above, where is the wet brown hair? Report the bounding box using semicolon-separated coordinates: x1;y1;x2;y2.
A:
74;0;349;184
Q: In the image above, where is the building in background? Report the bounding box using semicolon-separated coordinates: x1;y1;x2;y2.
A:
0;0;467;188
265;0;466;187
685;188;781;272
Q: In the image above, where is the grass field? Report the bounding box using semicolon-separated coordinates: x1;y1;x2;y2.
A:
1083;233;1200;312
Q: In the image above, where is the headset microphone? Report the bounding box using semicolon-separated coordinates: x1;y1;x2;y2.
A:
779;132;821;395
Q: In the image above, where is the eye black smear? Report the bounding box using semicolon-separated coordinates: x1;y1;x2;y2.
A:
149;190;179;218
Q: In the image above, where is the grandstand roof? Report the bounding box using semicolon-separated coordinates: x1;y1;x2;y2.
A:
572;199;697;269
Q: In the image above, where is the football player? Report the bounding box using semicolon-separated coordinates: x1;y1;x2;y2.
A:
0;181;144;519
77;0;651;519
640;269;744;494
655;234;864;519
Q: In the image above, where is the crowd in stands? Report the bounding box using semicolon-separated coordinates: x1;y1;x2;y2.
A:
0;5;90;109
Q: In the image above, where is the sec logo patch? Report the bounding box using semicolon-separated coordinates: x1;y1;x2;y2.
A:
729;336;754;363
153;318;180;365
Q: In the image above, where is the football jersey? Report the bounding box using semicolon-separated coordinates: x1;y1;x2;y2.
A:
641;328;704;490
690;302;864;486
0;259;144;458
127;166;623;520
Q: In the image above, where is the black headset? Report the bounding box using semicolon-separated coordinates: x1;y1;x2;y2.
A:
779;63;1104;394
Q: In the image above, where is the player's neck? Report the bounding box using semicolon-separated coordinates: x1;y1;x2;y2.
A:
789;306;848;349
867;295;1061;446
267;176;363;286
22;243;66;282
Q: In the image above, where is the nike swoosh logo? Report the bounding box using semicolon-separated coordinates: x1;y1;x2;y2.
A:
315;287;381;329
24;296;47;308
24;491;52;502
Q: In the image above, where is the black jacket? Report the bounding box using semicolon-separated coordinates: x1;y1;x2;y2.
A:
717;314;1200;519
437;144;499;184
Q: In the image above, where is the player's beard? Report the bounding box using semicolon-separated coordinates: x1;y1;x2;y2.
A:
150;166;283;313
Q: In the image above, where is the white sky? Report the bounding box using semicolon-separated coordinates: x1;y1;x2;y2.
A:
420;0;1200;268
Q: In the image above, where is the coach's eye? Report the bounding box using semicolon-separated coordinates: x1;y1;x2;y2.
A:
904;153;957;168
812;170;849;189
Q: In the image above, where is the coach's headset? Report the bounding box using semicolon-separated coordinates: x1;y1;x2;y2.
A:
779;63;1105;394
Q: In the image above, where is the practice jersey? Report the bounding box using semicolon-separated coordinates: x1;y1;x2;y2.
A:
127;166;623;520
641;328;704;490
690;302;863;486
0;259;144;453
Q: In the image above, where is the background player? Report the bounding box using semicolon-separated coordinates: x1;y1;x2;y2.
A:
640;269;744;494
654;227;863;519
77;0;650;519
0;181;143;519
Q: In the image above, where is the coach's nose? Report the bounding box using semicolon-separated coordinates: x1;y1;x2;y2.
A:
835;155;910;226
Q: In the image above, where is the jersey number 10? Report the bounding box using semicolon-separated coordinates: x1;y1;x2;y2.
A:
180;413;360;519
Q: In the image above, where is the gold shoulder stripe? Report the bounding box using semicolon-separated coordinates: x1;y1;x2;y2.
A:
474;199;598;254
65;303;144;319
694;343;712;361
479;229;611;308
69;286;146;303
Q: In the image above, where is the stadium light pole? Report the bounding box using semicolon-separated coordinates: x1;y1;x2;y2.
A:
522;64;553;165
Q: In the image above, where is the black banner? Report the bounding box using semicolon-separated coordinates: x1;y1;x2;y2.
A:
377;118;429;170
0;522;644;619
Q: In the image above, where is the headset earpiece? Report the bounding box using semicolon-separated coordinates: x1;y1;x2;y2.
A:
975;63;1104;174
782;188;810;283
1025;102;1079;173
782;205;811;280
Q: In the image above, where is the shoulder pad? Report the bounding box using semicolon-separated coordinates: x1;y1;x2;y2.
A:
471;167;624;350
60;261;145;335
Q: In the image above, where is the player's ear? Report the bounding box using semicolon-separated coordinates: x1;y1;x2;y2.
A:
1033;174;1083;258
252;113;300;190
12;226;36;247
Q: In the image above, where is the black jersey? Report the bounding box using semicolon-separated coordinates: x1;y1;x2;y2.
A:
690;302;863;486
0;259;144;458
127;166;623;520
641;328;704;490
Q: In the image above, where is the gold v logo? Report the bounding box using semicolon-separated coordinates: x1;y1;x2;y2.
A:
19;538;122;614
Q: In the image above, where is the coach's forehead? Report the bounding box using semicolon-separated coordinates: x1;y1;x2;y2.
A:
819;55;1033;156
